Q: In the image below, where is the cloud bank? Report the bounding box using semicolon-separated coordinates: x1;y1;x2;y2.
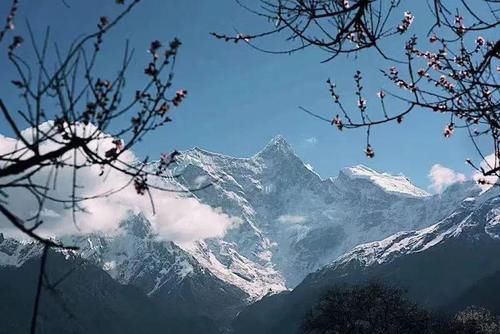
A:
428;155;500;194
428;164;467;193
0;123;236;243
472;153;499;191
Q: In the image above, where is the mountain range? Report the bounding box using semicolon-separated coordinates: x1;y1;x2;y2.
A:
234;189;500;333
1;135;497;333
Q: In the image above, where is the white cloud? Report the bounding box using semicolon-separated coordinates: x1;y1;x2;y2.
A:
38;208;61;218
277;215;307;224
472;153;499;192
305;137;318;145
0;122;236;243
428;164;467;193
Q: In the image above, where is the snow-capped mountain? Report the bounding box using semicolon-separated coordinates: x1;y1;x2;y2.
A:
1;135;494;334
337;164;430;198
0;234;43;267
233;189;500;334
0;215;249;332
173;135;481;286
331;189;500;269
0;135;482;299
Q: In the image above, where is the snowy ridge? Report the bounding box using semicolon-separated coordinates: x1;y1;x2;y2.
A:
174;135;480;286
0;214;283;301
0;135;483;296
181;240;286;298
333;213;469;267
333;195;500;268
66;214;285;300
340;165;430;198
0;237;42;267
68;235;196;295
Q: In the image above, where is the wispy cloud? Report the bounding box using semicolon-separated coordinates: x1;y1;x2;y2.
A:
428;164;466;193
304;137;318;145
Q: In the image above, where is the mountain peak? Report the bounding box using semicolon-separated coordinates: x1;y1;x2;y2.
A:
338;165;430;198
267;135;292;150
119;213;153;238
256;135;294;158
269;134;287;144
341;164;378;177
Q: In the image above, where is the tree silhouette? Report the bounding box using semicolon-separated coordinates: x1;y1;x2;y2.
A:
448;306;500;334
303;283;435;334
214;0;500;186
303;284;500;334
0;1;201;332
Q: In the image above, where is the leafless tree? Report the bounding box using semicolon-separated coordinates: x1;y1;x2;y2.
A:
450;306;500;334
303;283;435;334
0;1;201;332
303;284;500;334
214;0;500;185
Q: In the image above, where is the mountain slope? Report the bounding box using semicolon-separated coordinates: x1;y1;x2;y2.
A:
0;135;486;333
233;193;500;334
0;215;248;332
447;269;500;315
174;135;481;286
0;252;168;334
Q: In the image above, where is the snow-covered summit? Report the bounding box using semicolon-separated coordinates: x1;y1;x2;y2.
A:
174;137;480;286
339;165;430;198
255;135;295;158
0;135;484;294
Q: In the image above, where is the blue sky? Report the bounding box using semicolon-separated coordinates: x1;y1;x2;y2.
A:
0;0;488;191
